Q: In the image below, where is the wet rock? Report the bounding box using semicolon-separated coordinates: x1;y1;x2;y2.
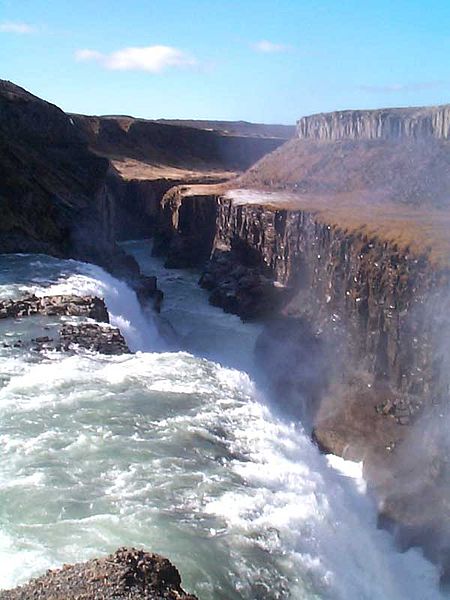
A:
0;295;109;322
0;295;131;355
59;323;130;355
200;249;288;320
133;275;164;312
0;547;198;600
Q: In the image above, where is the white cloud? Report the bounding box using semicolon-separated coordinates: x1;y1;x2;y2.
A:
75;45;197;73
251;40;290;53
75;49;104;62
0;21;36;34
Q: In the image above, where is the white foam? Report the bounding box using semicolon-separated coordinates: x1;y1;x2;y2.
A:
33;264;159;352
0;251;445;599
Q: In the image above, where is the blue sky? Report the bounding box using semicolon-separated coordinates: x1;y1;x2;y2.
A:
1;0;450;124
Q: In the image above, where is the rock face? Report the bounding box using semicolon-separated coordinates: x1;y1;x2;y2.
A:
0;80;112;261
73;113;289;245
211;199;446;411
154;185;221;268
296;105;450;141
0;547;197;600
153;178;450;572
154;187;445;410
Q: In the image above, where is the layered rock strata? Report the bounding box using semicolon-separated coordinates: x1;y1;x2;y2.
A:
297;105;450;141
154;182;450;574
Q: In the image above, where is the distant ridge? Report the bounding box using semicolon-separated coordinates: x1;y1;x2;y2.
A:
296;105;450;141
153;118;295;139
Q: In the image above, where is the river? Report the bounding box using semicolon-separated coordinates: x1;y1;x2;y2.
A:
0;241;443;599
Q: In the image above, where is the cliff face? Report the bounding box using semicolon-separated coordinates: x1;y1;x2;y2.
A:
296;105;450;141
154;177;450;570
72;114;288;243
240;106;450;210
153;185;221;267
0;79;286;260
218;197;450;405
0;80;115;263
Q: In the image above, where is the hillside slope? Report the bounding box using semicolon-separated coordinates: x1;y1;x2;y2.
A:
0;80;111;259
73;114;287;182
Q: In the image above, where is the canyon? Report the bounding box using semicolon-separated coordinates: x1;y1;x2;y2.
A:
2;78;450;592
150;106;450;576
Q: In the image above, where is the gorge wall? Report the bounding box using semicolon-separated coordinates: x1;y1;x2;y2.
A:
296;105;450;141
157;190;447;418
0;79;286;281
0;79;139;280
153;103;450;573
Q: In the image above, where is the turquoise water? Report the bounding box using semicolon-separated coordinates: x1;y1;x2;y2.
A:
0;246;443;599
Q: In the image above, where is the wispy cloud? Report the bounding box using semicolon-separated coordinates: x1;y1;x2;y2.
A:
251;40;290;54
0;21;36;34
359;81;446;93
75;45;197;73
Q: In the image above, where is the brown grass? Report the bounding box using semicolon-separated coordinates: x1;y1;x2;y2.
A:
225;188;450;268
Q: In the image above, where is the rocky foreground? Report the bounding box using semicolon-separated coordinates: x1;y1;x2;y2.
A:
0;548;198;600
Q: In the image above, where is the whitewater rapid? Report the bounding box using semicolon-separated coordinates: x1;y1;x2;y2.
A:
0;246;444;599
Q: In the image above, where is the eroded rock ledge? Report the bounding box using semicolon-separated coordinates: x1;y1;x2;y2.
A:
0;547;197;600
0;295;130;355
0;295;109;322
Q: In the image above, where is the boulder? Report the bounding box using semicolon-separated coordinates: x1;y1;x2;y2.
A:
0;547;197;600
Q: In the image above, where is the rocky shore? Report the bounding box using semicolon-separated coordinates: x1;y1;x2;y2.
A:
0;548;197;600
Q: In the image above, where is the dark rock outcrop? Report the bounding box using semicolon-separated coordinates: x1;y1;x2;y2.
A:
200;248;288;320
0;547;197;600
0;295;130;355
0;295;109;322
59;323;130;354
0;80;112;261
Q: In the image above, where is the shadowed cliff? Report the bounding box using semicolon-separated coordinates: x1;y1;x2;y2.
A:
0;79;289;261
73;114;288;182
0;80;112;259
